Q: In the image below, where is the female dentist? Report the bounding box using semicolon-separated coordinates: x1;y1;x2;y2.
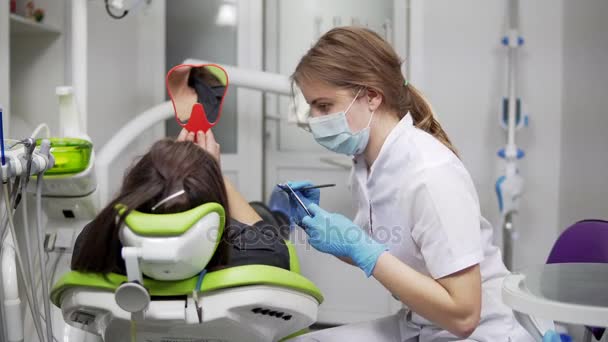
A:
287;27;533;341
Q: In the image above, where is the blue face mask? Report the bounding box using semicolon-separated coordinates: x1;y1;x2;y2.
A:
308;89;375;156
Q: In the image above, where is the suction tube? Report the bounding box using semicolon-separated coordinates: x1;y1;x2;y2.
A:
19;140;49;341
36;140;54;342
2;231;23;342
1;178;45;341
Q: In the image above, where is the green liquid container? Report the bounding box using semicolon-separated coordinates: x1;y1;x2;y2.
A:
37;138;93;175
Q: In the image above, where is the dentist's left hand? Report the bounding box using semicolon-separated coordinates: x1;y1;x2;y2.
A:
178;128;221;164
280;180;320;226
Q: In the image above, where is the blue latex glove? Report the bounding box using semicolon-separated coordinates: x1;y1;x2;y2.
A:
268;186;291;221
301;203;388;277
284;180;320;225
542;330;562;342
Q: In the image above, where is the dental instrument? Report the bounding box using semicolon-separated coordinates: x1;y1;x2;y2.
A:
24;136;97;342
1;152;46;342
278;183;312;217
299;183;335;191
31;123;51;140
8;137;93;342
1;109;47;342
36;140;55;342
276;182;335;221
0;113;65;342
20;139;46;342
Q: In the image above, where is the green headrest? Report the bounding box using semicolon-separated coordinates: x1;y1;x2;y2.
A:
51;265;324;306
285;240;300;274
118;202;225;237
205;65;227;86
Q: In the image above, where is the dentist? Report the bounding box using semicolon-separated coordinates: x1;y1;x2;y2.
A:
287;27;532;341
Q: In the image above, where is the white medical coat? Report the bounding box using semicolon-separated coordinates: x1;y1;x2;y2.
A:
296;114;532;342
346;114;530;341
289;114;533;342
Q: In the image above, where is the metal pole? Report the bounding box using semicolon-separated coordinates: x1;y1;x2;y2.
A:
503;211;514;270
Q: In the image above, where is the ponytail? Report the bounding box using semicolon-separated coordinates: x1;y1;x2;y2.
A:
399;84;459;157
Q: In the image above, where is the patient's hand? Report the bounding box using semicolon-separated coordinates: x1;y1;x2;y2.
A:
178;128;262;225
178;128;221;164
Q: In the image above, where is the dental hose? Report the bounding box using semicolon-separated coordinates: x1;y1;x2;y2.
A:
2;181;45;341
0;198;8;342
36;169;54;342
0;177;17;341
0;176;21;247
0;173;46;342
20;139;51;342
21;187;46;338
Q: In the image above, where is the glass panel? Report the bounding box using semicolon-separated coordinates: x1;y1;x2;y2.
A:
271;0;396;152
165;0;238;154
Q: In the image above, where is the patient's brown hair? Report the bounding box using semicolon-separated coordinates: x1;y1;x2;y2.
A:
71;139;230;273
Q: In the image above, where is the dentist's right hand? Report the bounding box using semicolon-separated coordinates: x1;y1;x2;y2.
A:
301;203;388;277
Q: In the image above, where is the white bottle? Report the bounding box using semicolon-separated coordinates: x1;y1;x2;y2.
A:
56;86;86;139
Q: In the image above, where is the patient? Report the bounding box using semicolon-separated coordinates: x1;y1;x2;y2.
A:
71;138;289;275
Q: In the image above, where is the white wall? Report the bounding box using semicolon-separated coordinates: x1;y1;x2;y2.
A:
86;0;166;199
165;0;239;153
0;1;8;130
558;0;608;229
87;0;165;147
0;1;8;338
275;0;396;153
412;0;563;270
9;0;67;138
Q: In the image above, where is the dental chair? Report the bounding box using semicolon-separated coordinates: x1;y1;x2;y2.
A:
514;219;608;341
50;202;323;342
545;219;608;342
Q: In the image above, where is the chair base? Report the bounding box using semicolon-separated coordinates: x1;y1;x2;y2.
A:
59;285;319;342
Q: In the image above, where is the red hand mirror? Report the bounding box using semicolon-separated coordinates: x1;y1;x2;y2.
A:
166;64;229;135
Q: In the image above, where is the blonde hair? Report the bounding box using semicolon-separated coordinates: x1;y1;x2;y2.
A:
292;26;458;156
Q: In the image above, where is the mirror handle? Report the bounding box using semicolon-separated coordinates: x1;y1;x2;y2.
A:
184;103;213;137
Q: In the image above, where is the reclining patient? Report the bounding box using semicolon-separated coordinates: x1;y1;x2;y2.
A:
71;138;289;274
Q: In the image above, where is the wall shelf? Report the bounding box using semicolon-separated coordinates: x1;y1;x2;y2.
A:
4;4;66;139
9;13;61;35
